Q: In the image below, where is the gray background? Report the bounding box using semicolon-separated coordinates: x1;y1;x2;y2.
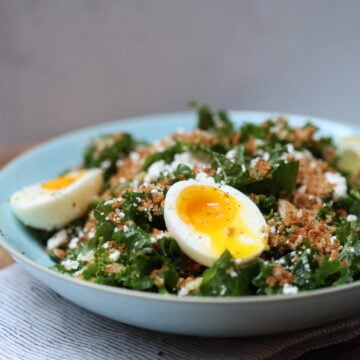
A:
1;0;360;147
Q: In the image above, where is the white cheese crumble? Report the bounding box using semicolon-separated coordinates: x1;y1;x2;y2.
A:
250;157;261;168
77;250;95;263
347;214;358;222
115;209;125;218
68;237;80;249
282;283;299;295
100;160;111;170
219;284;227;296
178;277;203;297
145;160;167;182
129;151;141;162
270;226;277;234
285;144;304;160
225;149;237;161
150;231;169;244
61;259;80;271
226;270;238;278
46;230;68;250
195;172;216;184
325;172;347;198
144;152;209;182
261;152;270;162
109;250;121;262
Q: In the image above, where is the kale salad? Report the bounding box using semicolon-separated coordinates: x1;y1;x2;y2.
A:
18;104;360;297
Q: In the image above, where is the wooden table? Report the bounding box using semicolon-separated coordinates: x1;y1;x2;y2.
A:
0;146;359;359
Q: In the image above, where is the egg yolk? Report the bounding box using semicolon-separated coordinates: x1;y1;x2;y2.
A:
42;171;85;191
176;185;263;259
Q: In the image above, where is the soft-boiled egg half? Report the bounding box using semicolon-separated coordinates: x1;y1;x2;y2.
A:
10;169;103;231
164;180;269;267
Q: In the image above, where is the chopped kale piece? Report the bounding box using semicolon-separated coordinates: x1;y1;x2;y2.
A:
84;133;134;179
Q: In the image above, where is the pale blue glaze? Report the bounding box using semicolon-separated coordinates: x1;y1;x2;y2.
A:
0;112;359;336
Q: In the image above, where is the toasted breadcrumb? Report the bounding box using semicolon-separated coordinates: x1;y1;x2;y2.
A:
266;264;295;287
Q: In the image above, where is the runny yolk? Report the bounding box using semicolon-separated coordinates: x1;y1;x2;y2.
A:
42;171;84;191
176;185;263;259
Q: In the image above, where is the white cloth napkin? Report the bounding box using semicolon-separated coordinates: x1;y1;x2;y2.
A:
0;264;359;360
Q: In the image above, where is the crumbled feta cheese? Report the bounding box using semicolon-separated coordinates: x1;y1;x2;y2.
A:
325;172;347;198
285;144;304;160
47;230;68;250
102;242;111;249
270;226;277;234
195;172;216;184
227;270;238;278
219;285;227;296
100;160;111;170
145;160;167;182
347;214;358;222
77;250;95;263
129;151;140;162
178;278;203;297
282;283;298;295
225;149;237;161
250;157;261;168
115;209;125;218
330;236;337;245
150;231;169;244
144;152;210;182
61;259;80;271
109;250;121;262
116;159;124;167
250;151;270;165
68;237;80;249
262;152;270;162
171;152;208;171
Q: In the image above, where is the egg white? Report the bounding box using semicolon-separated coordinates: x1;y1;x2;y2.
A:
10;169;103;230
164;180;268;267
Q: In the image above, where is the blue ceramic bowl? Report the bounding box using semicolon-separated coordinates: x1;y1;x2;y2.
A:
1;112;359;337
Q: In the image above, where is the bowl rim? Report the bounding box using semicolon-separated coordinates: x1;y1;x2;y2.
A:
1;110;360;305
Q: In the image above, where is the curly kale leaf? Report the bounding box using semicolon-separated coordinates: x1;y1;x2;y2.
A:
90;228;188;292
141;142;185;171
289;246;352;290
84;133;134;179
196;251;261;296
246;160;299;195
189;101;235;136
337;220;360;279
347;187;360;217
313;256;351;287
201;148;298;195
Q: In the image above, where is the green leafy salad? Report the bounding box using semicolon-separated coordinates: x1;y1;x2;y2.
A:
30;104;360;296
